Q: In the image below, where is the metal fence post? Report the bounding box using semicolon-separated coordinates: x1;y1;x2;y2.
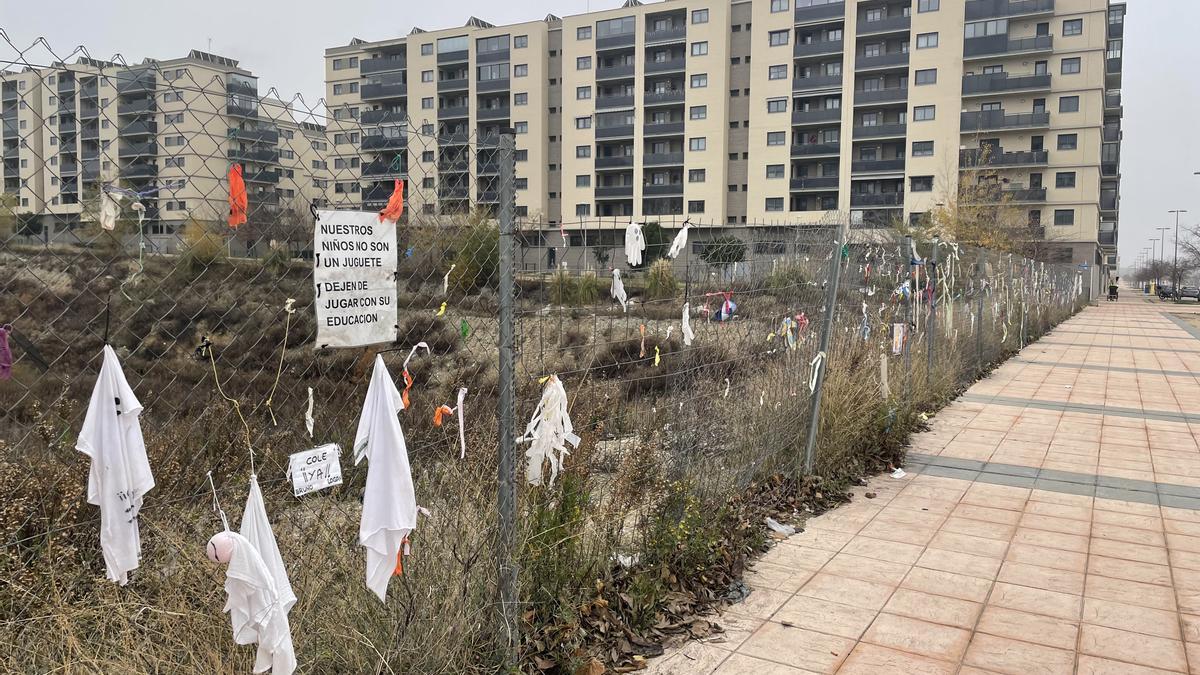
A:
903;235;913;402
927;238;938;389
495;131;519;667
976;249;985;374
802;224;845;475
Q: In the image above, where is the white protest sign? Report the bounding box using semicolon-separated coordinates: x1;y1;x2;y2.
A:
314;209;397;348
287;443;343;497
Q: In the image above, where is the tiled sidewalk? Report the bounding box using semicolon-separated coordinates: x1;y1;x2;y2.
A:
648;296;1200;674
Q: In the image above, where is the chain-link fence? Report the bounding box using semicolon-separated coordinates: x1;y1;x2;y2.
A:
1;38;1088;674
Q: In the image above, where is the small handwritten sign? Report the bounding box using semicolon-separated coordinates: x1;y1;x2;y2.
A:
287;443;343;497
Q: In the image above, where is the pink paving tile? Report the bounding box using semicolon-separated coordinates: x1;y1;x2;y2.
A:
743;562;816;594
796;572;897;611
1090;522;1166;547
1005;543;1088;573
1078;624;1189;672
900;567;994;604
710;654;817;675
954;503;1025;526
645;641;731;675
1086;555;1172;587
1012;527;1089;553
927;530;1010;559
761;544;836;572
820;553;910;586
975;606;1079;650
1075;655;1181;675
772;594;877;641
838;536;924;566
1081;598;1182;640
1084;574;1178;611
882;588;982;630
996;561;1085;595
788;526;857;552
962;633;1075;675
988;582;1081;621
732;587;793;620
737;623;855;674
916;547;1003;580
940;516;1017;542
835;643;957;675
1088;538;1169;565
1019;512;1092;536
860;613;972;663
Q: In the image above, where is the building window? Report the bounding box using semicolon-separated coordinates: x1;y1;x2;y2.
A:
422;150;435;162
916;32;939;49
691;74;708;88
514;64;528;77
918;0;939;11
515;121;528;134
767;99;787;113
1057;133;1078;150
913;105;935;121
576;175;591;187
691;42;709;57
575;116;592;129
692;9;709;24
1054;209;1074;225
515;178;528;190
689;137;706;151
766;164;785;179
165;157;184;168
915;68;937;85
421;43;433;55
965;19;1008;39
912;141;934;156
766;131;786;145
769;30;790;47
422;97;433;109
689;169;706;182
911;176;933;192
516;150;529;161
576;203;591;216
515;35;528;48
688;200;705;213
422;70;433;82
332;59;347;70
864;44;881;58
576;145;591;158
1061;57;1081;74
766;197;784;212
577;26;592;40
689;105;707;120
1059;95;1079;113
1063;19;1083;36
771;0;789;11
577;56;592;70
1055;171;1076;188
769;64;788;80
514;92;528;105
577;86;592;100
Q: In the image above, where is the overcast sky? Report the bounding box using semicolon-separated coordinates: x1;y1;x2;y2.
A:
0;0;1186;271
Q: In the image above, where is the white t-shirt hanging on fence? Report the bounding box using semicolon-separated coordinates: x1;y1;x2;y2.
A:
313;209;398;349
76;345;155;586
236;475;297;674
220;531;296;675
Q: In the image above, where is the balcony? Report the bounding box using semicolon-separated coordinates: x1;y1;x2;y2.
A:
960;110;1050;132
792;108;842;125
228;147;280;163
597;94;635;110
437;50;469;64
476;156;499;175
646;58;687;75
596;33;636;51
962;72;1051;96
794;39;844;59
857;14;911;36
851;192;904;207
791;142;841;158
60;162;79;175
795;1;845;24
965;0;1054;20
645;25;687;45
1102;162;1119;177
852;123;906;139
362;134;407;151
121;163;157;179
596;155;635;169
1103;124;1121;142
644;121;684;136
362;109;406;126
1104;91;1122;112
228;128;280;144
969;186;1047;203
959;148;1049;168
477;190;500;203
227;103;258;118
360;56;407;75
116;77;155;95
964;35;1053;59
644;152;684;166
79;103;99;119
79;81;98;98
478;78;511;93
793;73;843;92
438;105;470;120
1099;230;1116;246
478;106;511;121
597;64;635;80
226;80;257;97
851;158;905;173
119;142;157;158
118;98;155;116
437;77;468;93
441;131;470;144
790;176;839;191
362;82;408;100
855;51;910;71
362;184;396;202
596;185;634;198
244;170;280;184
362;159;405;176
1107;57;1123;87
478;48;510;65
854;87;908;105
80;125;99;140
1101;193;1118;211
439;157;470;173
644;90;684;106
438;185;470;199
596;124;635;139
120;121;157;137
643;183;684;196
59;120;78;134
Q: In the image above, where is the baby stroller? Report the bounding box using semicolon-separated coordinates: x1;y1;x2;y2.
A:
1107;284;1118;301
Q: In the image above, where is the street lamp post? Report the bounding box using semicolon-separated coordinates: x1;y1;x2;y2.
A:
1150;238;1161;292
1156;227;1171;289
1170;209;1189;294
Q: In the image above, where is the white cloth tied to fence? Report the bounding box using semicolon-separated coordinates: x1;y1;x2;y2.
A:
76;345;155;586
231;475;297;674
215;530;296;675
99;189;121;231
624;222;645;267
353;355;417;601
520;375;580;486
666;223;690;260
681;302;695;346
304;387;315;438
611;268;627;312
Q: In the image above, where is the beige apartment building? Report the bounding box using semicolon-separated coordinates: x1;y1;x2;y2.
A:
1;50;331;252
325;0;1125;276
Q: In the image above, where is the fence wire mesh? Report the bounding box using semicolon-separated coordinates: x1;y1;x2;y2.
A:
0;36;1089;674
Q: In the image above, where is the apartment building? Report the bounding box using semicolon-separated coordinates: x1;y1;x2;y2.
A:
321;0;1122;276
1;50;331;251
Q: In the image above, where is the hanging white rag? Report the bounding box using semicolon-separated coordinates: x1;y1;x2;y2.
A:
237;475;297;674
76;345;155;586
353;355;418;602
681;302;695;346
611;268;627;312
455;387;468;459
99;189;121;231
723;377;730;398
624;221;645;267
211;529;296;675
305;387;314;438
666;223;690;260
131;201;146;227
443;264;456;295
809;351;826;393
519;375;580;487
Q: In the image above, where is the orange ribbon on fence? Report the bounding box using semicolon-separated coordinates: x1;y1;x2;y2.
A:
433;404;455;427
227;164;247;228
379;179;405;223
401;368;414;410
